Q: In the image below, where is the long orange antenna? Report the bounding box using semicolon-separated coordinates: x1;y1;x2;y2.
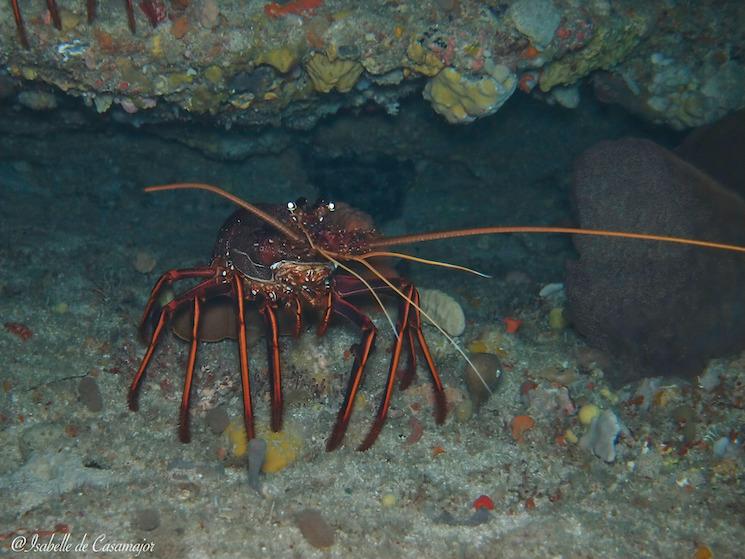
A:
145;183;303;243
370;226;745;253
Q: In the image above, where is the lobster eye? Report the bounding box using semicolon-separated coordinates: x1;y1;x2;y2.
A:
287;201;296;212
327;202;335;211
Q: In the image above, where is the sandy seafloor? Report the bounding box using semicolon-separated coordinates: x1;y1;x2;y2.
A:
1;96;744;559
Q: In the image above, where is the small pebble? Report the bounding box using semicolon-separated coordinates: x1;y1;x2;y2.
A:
712;436;730;458
463;353;503;410
132;508;160;531
539;282;564;298
548;307;567;330
578;404;600;426
78;376;103;412
295;509;335;549
205;406;230;434
247;438;267;493
381;494;397;508
133;250;157;273
454;399;474;423
52;302;69;314
672;405;695;424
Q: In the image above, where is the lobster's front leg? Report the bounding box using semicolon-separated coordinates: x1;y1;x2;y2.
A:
260;301;283;432
326;277;448;450
357;283;414;451
326;292;377;451
407;286;447;426
124;0;136;33
234;280;255;440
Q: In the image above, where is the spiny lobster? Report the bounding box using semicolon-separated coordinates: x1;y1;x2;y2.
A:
128;182;745;452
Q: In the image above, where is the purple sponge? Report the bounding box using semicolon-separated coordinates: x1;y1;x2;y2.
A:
566;138;745;384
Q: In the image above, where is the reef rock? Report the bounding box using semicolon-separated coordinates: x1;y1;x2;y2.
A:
1;1;742;135
565;138;745;385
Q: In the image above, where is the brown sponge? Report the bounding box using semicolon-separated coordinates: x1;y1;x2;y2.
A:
565;138;745;385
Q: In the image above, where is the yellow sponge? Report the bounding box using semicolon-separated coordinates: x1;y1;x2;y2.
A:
259;425;304;473
224;421;248;458
423;65;517;124
578;404;601;426
257;47;300;73
224;420;304;473
305;53;363;93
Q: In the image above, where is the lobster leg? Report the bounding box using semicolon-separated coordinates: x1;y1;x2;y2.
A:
10;0;29;49
234;279;255;440
46;0;61;30
399;328;418;390
138;267;216;340
178;297;201;443
125;0;136;33
317;290;333;336
292;296;303;337
260;301;283;432
128;277;226;411
358;284;415;451
85;0;133;32
326;293;377;451
409;288;447;425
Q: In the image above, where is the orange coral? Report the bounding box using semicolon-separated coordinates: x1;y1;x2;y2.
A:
503;317;523;334
511;415;535;443
170;15;189;39
521;45;540;59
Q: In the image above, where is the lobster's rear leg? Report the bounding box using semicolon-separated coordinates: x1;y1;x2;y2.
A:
10;0;28;49
128;277;227;411
88;1;136;33
12;0;136;49
178;297;201;443
45;1;62;29
138;267;216;340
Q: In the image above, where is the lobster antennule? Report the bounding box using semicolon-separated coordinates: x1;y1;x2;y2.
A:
369;226;745;254
144;183;304;243
359;251;491;278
